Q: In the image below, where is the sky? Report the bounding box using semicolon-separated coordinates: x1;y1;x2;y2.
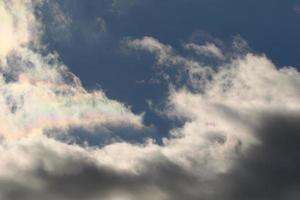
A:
0;0;300;199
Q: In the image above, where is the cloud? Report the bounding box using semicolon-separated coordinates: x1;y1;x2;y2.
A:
215;113;300;200
0;0;42;62
41;0;72;42
185;42;225;60
110;0;144;15
0;48;144;139
126;36;214;89
1;1;300;200
125;36;300;199
0;0;144;140
126;36;175;65
96;17;107;32
0;137;201;200
294;5;300;15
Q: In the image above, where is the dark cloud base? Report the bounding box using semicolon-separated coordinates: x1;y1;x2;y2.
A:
217;113;300;200
1;113;300;200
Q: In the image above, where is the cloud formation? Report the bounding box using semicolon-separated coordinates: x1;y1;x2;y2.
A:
0;0;41;61
0;0;144;141
185;42;225;60
125;36;300;199
1;1;300;200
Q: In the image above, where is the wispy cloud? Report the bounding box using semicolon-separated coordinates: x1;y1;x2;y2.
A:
185;42;225;60
44;0;72;41
294;5;300;15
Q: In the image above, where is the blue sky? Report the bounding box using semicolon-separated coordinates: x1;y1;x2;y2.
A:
41;0;300;140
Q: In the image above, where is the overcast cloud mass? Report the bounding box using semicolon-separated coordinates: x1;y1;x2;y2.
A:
0;0;300;199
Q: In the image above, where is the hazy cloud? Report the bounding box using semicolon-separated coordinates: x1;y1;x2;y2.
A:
41;0;72;41
294;5;300;15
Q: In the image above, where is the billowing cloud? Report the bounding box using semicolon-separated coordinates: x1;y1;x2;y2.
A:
124;36;300;199
1;1;300;200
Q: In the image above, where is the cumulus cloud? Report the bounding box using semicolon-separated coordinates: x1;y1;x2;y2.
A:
125;36;300;199
1;1;300;200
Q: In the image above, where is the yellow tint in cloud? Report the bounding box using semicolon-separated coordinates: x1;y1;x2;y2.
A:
0;0;41;62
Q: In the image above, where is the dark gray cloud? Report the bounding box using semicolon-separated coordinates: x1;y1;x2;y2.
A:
215;113;300;200
0;152;202;200
2;112;300;200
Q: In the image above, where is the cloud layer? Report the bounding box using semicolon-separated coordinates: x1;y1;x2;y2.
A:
1;1;300;200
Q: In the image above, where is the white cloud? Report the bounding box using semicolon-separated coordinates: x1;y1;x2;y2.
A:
126;36;214;89
126;36;174;65
0;0;144;140
0;0;42;62
185;42;225;60
125;36;300;180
